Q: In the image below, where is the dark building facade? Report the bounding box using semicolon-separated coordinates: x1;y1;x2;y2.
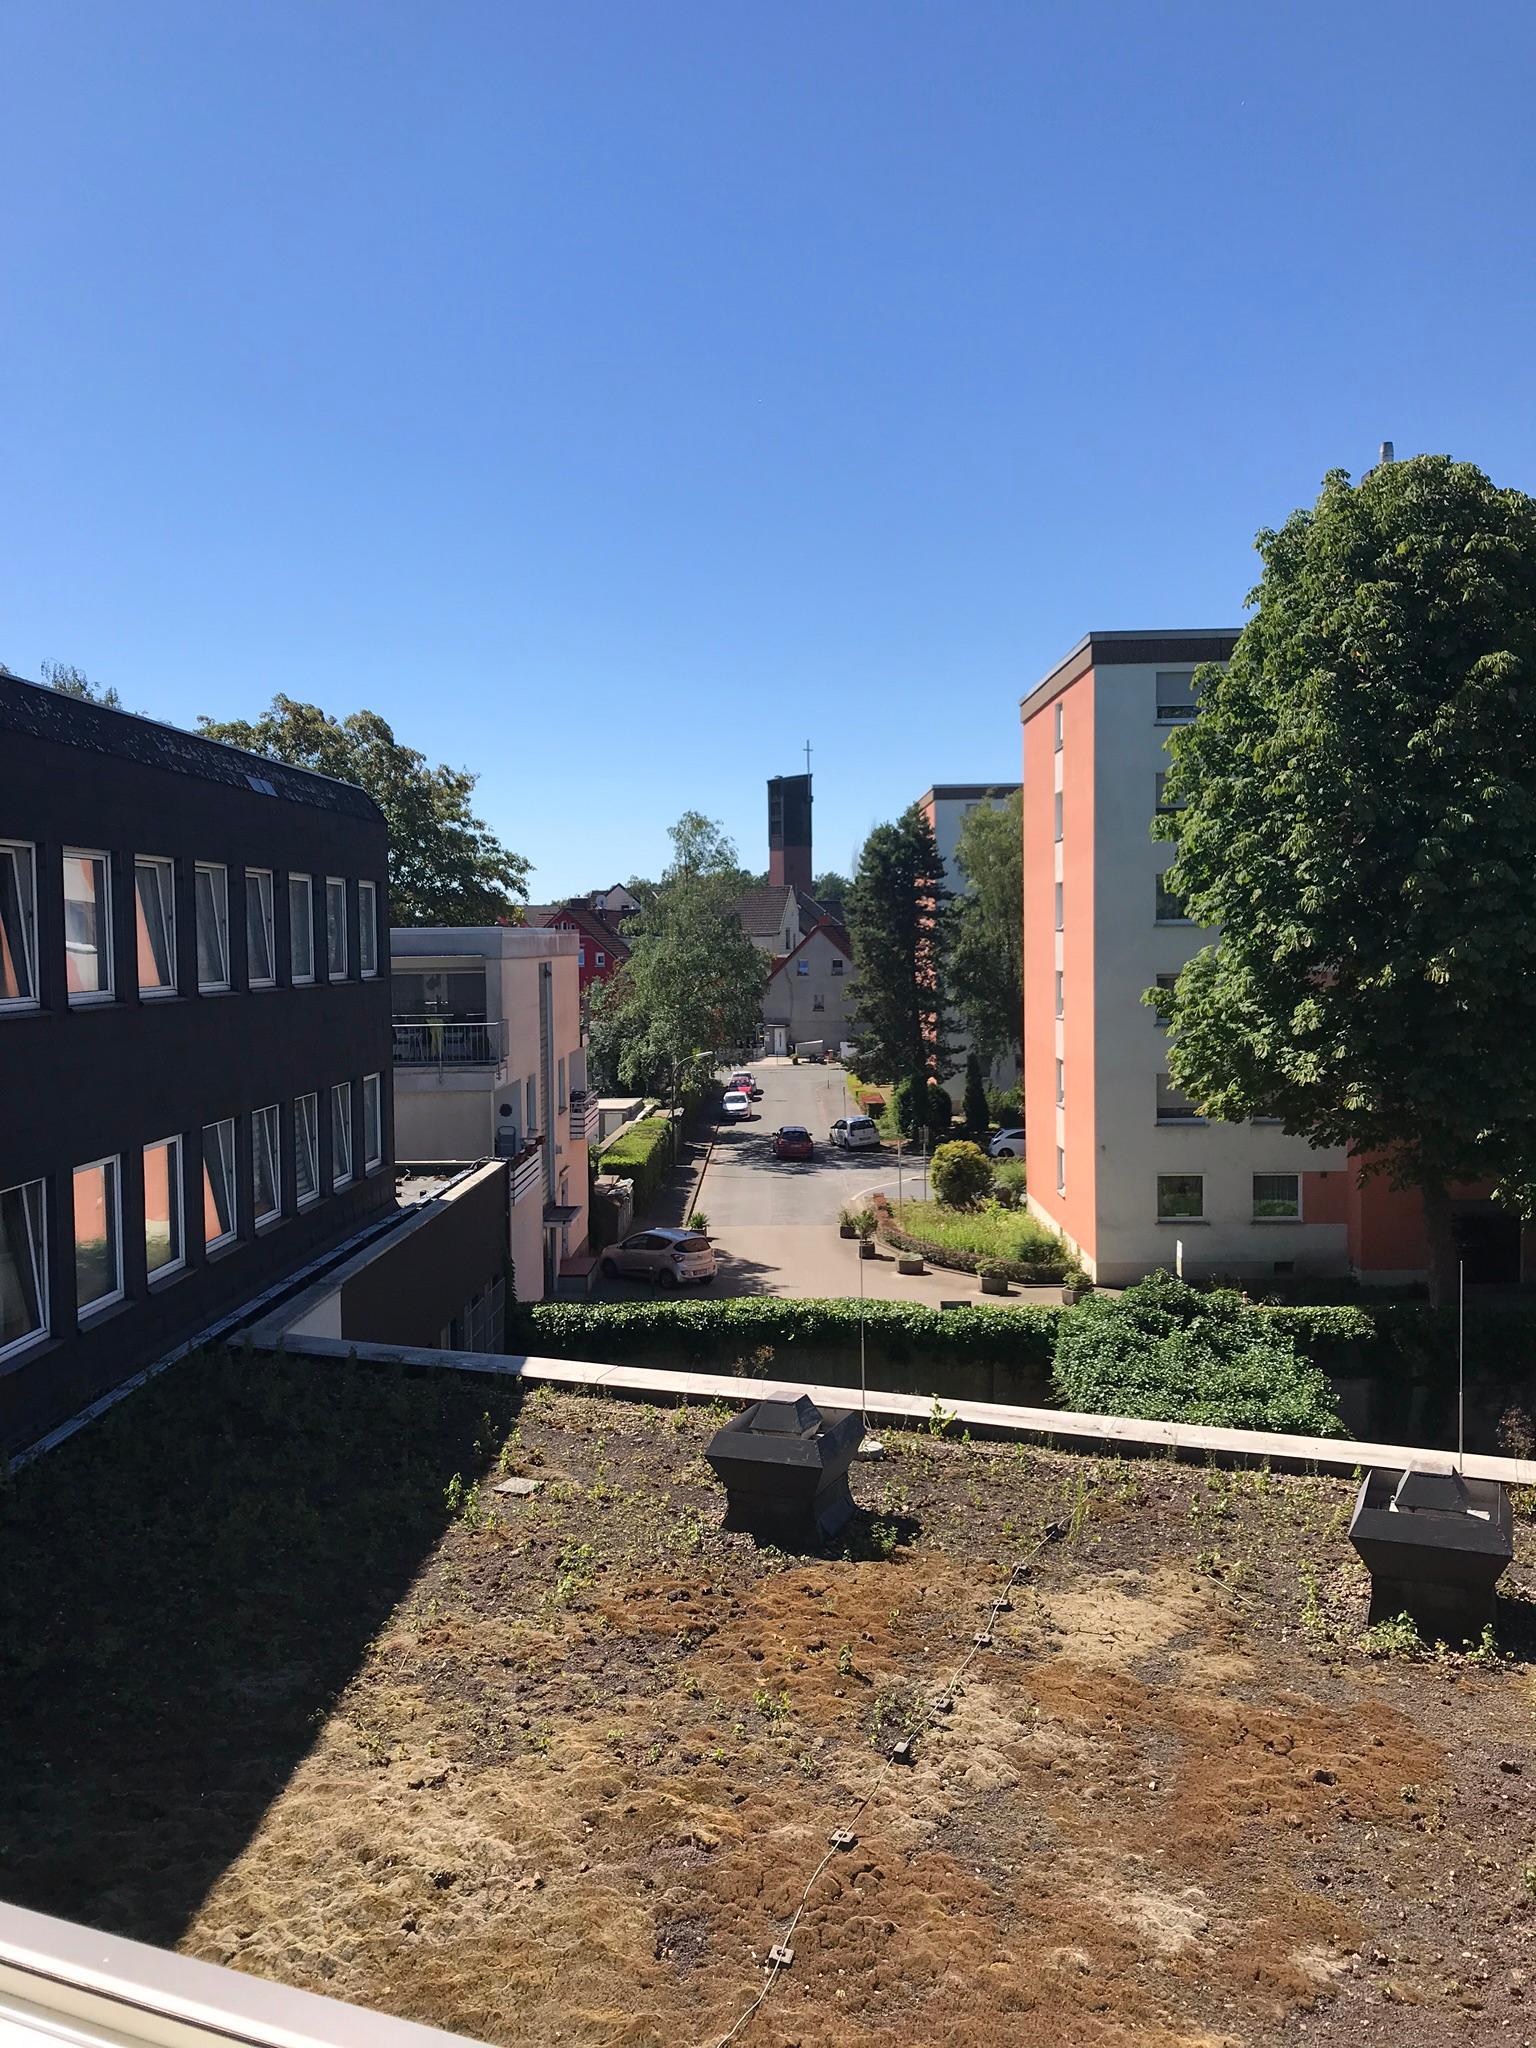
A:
0;674;395;1457
767;772;812;893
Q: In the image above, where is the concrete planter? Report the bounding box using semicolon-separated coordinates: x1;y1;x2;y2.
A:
839;1223;858;1240
857;1240;878;1260
1062;1283;1089;1305
980;1271;1010;1296
897;1255;925;1276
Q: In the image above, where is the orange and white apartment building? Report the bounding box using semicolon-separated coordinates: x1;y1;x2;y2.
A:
1020;629;1529;1288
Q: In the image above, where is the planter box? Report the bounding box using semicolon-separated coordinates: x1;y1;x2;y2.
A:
980;1272;1010;1296
839;1223;858;1240
897;1255;925;1276
857;1241;878;1261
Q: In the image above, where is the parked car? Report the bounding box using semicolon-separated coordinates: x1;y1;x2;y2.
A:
829;1115;881;1151
728;1070;764;1098
600;1228;717;1286
772;1124;815;1161
723;1090;754;1119
988;1128;1026;1159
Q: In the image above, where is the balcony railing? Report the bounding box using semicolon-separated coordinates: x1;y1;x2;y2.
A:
509;1138;545;1206
392;1018;503;1068
569;1090;599;1143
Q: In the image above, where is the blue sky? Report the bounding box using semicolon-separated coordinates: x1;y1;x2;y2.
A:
4;2;1534;897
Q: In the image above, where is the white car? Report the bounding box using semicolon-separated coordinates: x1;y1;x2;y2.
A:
988;1128;1026;1159
829;1115;881;1151
600;1228;717;1286
722;1090;754;1120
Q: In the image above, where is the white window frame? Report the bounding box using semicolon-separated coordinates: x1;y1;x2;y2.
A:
1155;671;1199;723
1055;1059;1065;1108
363;1072;383;1172
295;1093;321;1207
134;855;177;997
0;839;40;1013
1053;790;1063;843
326;877;348;980
1053;881;1064;932
252;1104;281;1226
1156;1173;1204;1222
72;1154;124;1315
0;1177;48;1361
595;950;606;968
288;873;315;985
63;847;114;1005
1055;1146;1065;1195
331;1081;354;1189
358;878;378;978
1253;1172;1302;1222
1054;970;1064;1019
143;1134;185;1280
195;863;231;992
245;868;276;989
202;1118;238;1250
1053;702;1064;751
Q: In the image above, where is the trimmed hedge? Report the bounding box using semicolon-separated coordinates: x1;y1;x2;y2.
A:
595;1114;673;1211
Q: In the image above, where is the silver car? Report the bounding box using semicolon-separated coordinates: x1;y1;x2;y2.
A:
829;1114;881;1151
600;1227;717;1286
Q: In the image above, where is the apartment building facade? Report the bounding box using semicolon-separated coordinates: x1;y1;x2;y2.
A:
0;673;395;1457
389;926;590;1298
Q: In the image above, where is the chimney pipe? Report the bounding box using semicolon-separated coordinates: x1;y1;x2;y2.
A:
1378;440;1395;465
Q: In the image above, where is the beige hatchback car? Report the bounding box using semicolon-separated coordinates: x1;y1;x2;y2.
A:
600;1227;717;1286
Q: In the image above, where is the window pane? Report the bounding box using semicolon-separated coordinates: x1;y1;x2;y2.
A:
1054;971;1064;1018
196;866;229;988
0;843;38;1005
253;1106;280;1222
1156;671;1198;720
363;1073;382;1169
1156;1073;1201;1121
135;859;176;992
358;881;377;975
0;1179;47;1352
64;852;111;997
144;1138;183;1274
1054;881;1064;931
1156;1174;1203;1220
327;879;347;977
73;1158;121;1309
289;876;314;980
332;1083;353;1184
203;1120;237;1245
1155;874;1188;922
1253;1174;1300;1219
295;1095;320;1204
246;871;275;985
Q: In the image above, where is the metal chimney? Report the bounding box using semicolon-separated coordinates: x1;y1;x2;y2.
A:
1378;440;1395;465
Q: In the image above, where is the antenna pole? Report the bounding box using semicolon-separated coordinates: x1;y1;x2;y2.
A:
1458;1257;1466;1475
804;738;812;784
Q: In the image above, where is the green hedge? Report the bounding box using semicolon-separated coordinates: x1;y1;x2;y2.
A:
595;1114;673;1211
879;1207;1071;1283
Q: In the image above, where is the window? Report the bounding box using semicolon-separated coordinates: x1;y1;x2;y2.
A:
830;957;843;976
1155;873;1190;923
326;877;347;979
134;857;176;995
1053;790;1063;843
295;1094;320;1206
1153;971;1177;1025
202;1119;238;1247
1156;1174;1204;1221
0;841;38;1011
252;1105;281;1224
288;874;315;983
196;864;230;990
1054;881;1064;932
245;869;276;988
813;993;825;1011
1053;702;1064;751
1253;1173;1301;1220
1055;1058;1065;1107
1055;1146;1065;1194
358;879;378;977
1054;970;1064;1019
796;958;810;975
73;1157;122;1313
332;1082;353;1188
577;945;586;968
1155;671;1198;722
363;1073;383;1171
1156;1073;1202;1122
525;1075;537;1136
143;1136;184;1277
0;1179;47;1358
1155;770;1180;815
595;951;606;968
63;850;112;1002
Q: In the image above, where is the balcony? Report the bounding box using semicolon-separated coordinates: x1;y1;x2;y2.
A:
504;1136;544;1205
569;1089;599;1143
392;1017;503;1068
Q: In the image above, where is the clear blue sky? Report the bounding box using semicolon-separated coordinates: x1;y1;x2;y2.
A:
4;3;1534;898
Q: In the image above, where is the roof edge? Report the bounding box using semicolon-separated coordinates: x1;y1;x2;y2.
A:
1019;628;1242;721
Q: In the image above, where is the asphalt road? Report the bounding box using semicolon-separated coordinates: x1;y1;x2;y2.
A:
700;1059;898;1227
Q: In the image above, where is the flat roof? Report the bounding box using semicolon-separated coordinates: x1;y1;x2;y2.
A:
915;782;1021;806
1019;628;1241;721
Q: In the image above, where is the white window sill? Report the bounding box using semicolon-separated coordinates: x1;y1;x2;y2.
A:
0;1002;42;1018
297;1196;322;1211
139;986;180;1000
0;1328;53;1371
1153;919;1195;928
199;983;232;996
254;1214;283;1234
292;975;316;988
205;1234;239;1260
1251;1215;1303;1225
250;980;277;992
78;1291;127;1323
333;1178;355;1193
148;1260;189;1289
365;1160;384;1175
1155;1114;1205;1125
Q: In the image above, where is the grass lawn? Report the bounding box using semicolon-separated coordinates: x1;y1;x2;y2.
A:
5;1350;1536;2044
892;1196;1063;1264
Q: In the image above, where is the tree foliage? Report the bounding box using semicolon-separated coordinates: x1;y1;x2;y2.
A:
587;813;768;1100
41;660;126;709
846;804;954;1083
197;694;528;925
1152;457;1536;1300
962;1051;990;1140
950;791;1023;1069
811;870;851;923
930;1139;993;1210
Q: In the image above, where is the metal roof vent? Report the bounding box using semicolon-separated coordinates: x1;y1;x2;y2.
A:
1347;1465;1513;1638
1378;439;1395;465
706;1391;863;1547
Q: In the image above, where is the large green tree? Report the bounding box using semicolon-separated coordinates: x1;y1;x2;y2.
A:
950;790;1023;1069
846;804;954;1088
588;813;768;1117
198;695;528;924
1153;455;1536;1302
811;869;851;923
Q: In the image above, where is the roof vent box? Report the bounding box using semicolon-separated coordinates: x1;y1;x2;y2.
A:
1347;1466;1514;1636
706;1393;863;1547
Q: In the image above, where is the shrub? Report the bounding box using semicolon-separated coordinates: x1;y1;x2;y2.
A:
930;1140;993;1210
838;1203;876;1240
991;1160;1028;1210
926;1081;954;1139
1052;1270;1345;1436
687;1210;710;1234
962;1053;989;1140
597;1113;673;1210
881;1200;1070;1282
985;1084;1021;1125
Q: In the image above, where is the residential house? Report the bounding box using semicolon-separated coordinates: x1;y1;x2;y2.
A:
763;920;856;1054
525;898;630;997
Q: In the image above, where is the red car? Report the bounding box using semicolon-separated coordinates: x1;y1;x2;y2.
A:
771;1124;814;1161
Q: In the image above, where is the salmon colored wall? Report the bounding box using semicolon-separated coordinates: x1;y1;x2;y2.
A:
1300;1169;1350;1226
1023;671;1096;1261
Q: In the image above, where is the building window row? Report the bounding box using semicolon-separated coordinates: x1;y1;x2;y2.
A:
1155;1172;1301;1224
0;840;380;1013
0;1075;385;1366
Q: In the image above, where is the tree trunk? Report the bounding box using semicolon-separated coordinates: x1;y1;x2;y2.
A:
1419;1176;1459;1310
